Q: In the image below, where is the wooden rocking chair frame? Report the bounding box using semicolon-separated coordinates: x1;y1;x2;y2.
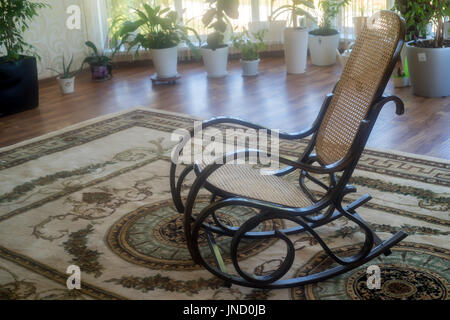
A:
169;11;407;289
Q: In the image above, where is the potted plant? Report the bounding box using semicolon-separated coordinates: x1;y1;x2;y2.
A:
47;55;82;95
308;0;350;67
201;0;239;78
270;0;316;74
119;4;200;79
353;0;368;38
232;29;267;77
402;0;450;97
83;41;114;81
0;0;48;116
392;0;432;88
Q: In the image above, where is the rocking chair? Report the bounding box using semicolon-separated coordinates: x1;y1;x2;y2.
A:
170;11;407;289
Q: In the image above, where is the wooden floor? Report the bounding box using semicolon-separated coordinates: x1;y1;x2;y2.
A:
1;57;449;159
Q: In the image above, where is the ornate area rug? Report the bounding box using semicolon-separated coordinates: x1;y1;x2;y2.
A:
0;108;448;300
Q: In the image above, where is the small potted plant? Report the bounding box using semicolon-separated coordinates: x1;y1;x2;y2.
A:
83;41;113;81
119;4;200;79
401;0;450;97
270;0;316;74
47;55;82;94
201;0;239;78
309;0;350;67
0;0;48;116
232;29;267;77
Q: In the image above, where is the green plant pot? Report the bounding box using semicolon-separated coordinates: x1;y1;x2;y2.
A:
0;55;39;117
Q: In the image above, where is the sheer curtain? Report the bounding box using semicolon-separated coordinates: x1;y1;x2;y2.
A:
339;0;391;44
98;0;394;56
81;0;109;53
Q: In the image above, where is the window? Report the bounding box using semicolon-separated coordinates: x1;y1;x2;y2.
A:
104;0;303;38
340;0;391;40
104;0;390;46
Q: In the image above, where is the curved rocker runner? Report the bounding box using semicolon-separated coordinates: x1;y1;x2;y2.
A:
169;11;408;289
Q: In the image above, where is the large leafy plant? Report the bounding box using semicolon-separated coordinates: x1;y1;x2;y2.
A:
0;0;49;62
202;0;239;49
269;0;315;28
232;29;267;61
84;17;127;68
310;0;350;36
427;0;449;48
392;0;434;42
393;0;449;47
83;41;113;67
119;4;200;55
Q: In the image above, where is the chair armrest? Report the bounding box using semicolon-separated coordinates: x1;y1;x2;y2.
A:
198;93;334;140
367;95;405;119
197;116;317;141
172;94;334;163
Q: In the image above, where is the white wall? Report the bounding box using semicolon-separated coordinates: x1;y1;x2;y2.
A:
24;0;89;79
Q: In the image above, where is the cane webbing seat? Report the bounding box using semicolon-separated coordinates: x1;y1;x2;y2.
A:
205;164;313;208
316;12;401;165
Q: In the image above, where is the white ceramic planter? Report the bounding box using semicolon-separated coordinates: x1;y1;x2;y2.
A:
406;42;450;97
200;46;229;78
284;28;308;74
241;59;260;77
57;76;75;94
150;46;178;78
308;33;340;66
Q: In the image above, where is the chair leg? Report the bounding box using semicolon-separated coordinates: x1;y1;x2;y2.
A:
170;164;193;213
346;194;392;256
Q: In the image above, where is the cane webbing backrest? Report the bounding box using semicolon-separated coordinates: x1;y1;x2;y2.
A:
315;11;402;165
